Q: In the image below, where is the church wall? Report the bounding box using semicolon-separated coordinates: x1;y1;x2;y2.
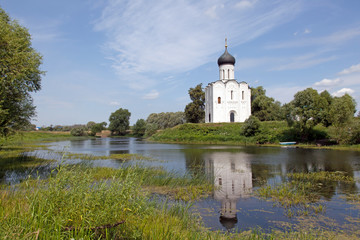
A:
206;80;251;123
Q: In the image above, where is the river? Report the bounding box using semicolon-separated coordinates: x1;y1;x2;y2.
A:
2;137;360;232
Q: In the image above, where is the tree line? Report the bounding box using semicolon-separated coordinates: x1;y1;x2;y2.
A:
184;84;359;144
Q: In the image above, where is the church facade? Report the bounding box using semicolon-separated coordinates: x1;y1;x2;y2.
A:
205;41;251;123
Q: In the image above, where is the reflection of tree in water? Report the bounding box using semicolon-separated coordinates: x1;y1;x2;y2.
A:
286;148;358;199
204;152;252;230
251;164;273;187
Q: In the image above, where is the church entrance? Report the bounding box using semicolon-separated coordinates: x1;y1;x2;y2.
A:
230;112;235;122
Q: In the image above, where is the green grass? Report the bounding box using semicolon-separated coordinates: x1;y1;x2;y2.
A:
256;171;356;217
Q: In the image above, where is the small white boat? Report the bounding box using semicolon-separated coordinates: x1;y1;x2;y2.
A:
279;142;297;145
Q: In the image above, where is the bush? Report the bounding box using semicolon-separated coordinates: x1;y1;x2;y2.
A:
242;116;261;137
70;127;86;136
133;119;146;137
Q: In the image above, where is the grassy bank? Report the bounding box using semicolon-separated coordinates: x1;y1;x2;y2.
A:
150;121;298;144
149;122;360;150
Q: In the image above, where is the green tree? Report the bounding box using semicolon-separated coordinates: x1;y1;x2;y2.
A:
184;84;205;123
108;108;131;135
329;94;356;127
242;115;261;137
132;119;146;137
251;86;282;121
70;126;86;136
286;88;328;137
0;8;44;137
86;121;96;130
146;112;185;129
89;122;107;136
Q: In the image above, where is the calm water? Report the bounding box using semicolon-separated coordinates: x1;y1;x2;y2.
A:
2;137;360;232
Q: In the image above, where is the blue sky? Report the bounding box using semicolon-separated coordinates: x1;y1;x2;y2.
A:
2;0;360;126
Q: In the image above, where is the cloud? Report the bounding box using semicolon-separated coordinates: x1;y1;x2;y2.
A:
271;52;336;71
110;101;121;106
235;0;257;10
94;0;303;88
267;27;360;49
314;78;341;87
339;63;360;75
304;28;311;34
332;88;355;97
142;90;160;100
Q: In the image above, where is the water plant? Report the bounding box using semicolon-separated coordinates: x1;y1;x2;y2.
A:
256;171;356;217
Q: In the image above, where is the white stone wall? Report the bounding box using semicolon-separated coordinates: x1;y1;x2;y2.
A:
219;64;235;80
205;80;251;123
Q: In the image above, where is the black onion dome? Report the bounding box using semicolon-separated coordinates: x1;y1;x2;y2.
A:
217;46;236;66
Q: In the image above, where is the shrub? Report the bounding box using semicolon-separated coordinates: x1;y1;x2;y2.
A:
242;116;261;137
70;127;86;136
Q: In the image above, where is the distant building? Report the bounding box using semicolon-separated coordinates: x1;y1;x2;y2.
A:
205;39;251;123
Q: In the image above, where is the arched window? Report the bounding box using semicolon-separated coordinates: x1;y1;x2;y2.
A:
209;114;211;122
231;90;233;100
242;91;244;100
222;70;225;79
218;97;221;104
228;69;230;79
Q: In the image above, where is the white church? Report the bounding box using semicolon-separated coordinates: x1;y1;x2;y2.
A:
205;40;251;123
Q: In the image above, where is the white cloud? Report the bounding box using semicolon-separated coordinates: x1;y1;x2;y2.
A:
314;78;341;87
142;90;160;100
271;52;336;71
267;27;360;49
332;88;355;97
235;0;257;10
94;0;303;88
339;63;360;75
304;28;311;34
110;101;121;106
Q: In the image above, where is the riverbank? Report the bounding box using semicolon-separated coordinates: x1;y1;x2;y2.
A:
149;122;360;151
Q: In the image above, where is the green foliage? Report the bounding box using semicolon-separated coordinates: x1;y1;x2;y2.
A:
329;118;360;145
89;122;107;136
329;94;356;127
132;119;146;137
108;108;131;135
251;86;283;121
0;8;44;137
242;115;261;137
146;112;185;129
184;84;205;123
286;88;331;138
70;126;86;136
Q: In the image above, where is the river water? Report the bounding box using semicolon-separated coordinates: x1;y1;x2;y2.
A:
2;137;360;232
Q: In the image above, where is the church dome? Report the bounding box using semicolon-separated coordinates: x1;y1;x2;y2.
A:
217;46;235;66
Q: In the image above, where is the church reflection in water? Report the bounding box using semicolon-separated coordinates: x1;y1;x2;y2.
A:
204;152;252;229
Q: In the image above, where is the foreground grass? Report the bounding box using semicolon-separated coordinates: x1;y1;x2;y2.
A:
2;164;359;239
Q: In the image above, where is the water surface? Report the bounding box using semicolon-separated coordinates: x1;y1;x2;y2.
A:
2;137;360;232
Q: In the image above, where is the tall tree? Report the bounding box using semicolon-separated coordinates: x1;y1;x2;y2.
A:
329;94;356;127
286;88;328;136
132;119;146;137
184;84;205;123
251;86;282;121
108;108;131;135
0;7;44;137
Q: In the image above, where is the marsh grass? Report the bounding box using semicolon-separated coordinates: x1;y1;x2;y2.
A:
256;171;356;217
0;162;217;239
